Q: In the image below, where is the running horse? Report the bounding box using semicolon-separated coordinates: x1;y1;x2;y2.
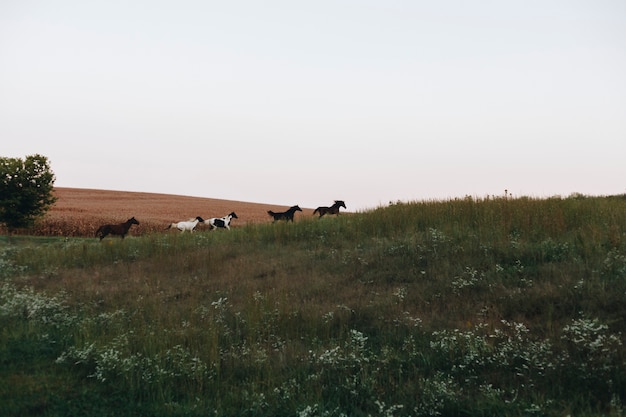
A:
96;217;140;240
267;205;302;222
205;212;238;230
166;216;204;233
313;200;346;218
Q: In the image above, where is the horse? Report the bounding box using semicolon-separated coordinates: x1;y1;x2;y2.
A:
267;205;302;222
96;217;139;240
313;200;346;218
166;216;204;233
205;212;238;230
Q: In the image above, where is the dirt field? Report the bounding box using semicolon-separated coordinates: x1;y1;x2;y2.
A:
27;188;316;237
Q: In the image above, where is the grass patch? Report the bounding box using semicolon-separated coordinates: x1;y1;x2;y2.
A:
1;195;626;416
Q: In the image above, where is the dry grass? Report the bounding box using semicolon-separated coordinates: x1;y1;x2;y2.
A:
30;187;316;237
3;194;626;416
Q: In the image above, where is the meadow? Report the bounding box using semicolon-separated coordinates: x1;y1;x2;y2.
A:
1;192;625;416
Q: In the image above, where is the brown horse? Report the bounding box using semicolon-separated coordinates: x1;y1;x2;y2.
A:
313;200;346;218
267;205;302;222
96;217;139;240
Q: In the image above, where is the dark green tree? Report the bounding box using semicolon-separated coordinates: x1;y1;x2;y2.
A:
0;154;57;234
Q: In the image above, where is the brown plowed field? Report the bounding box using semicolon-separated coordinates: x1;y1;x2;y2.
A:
25;188;316;237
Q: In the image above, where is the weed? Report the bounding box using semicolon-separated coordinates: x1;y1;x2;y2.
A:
2;195;626;416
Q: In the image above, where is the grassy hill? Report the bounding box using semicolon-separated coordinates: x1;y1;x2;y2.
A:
1;194;625;416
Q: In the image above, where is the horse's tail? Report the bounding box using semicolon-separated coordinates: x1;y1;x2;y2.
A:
313;208;319;215
95;225;104;236
166;223;173;230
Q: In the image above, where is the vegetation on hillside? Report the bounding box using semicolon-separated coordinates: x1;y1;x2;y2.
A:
9;187;306;237
1;194;625;416
0;155;56;234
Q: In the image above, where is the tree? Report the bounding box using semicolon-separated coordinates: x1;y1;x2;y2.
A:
0;154;57;234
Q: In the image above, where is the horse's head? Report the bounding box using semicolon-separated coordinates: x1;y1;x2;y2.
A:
335;200;346;209
129;217;140;225
229;212;238;219
292;205;302;212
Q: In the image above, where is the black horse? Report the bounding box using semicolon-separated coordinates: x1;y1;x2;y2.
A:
268;205;302;222
313;200;346;218
96;217;139;240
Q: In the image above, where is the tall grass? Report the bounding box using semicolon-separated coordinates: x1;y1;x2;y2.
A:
1;194;625;416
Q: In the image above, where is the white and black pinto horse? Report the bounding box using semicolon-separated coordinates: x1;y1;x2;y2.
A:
166;216;204;233
205;212;238;230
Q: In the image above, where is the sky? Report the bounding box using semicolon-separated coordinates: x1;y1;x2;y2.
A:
1;1;625;211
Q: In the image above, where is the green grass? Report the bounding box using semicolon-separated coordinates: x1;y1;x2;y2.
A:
1;194;626;416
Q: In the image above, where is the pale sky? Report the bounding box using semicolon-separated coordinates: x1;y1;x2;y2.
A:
1;1;625;211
